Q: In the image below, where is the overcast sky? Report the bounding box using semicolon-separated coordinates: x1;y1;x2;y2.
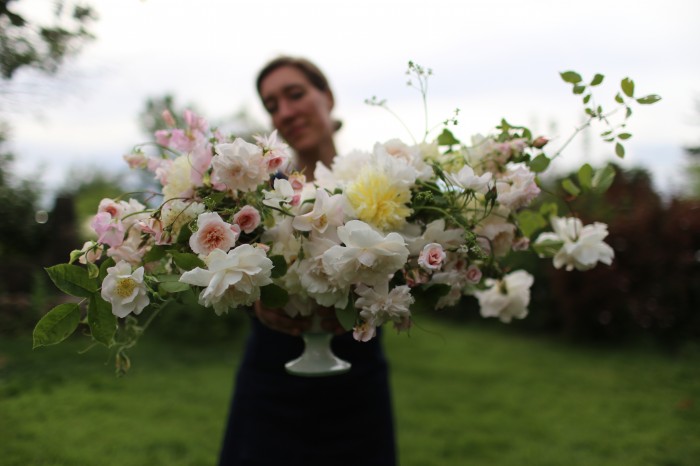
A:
6;0;700;202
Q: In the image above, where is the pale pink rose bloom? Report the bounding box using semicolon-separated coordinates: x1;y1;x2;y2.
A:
155;130;171;147
107;232;148;265
97;198;123;219
139;217;170;245
233;206;261;234
465;264;482;284
353;322;377;342
91;212;125;248
418;243;446;271
78;241;103;264
496;166;540;210
254;243;271;253
288;173;306;192
264;155;288;173
211;139;268;193
123;152;148;169
254;130;291;161
189;212;239;256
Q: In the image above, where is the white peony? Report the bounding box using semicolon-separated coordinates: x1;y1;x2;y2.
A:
322;220;409;287
535;216;614;271
179;244;273;315
101;261;149;318
474;270;533;323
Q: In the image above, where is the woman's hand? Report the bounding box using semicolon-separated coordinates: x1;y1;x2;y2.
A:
254;302;346;336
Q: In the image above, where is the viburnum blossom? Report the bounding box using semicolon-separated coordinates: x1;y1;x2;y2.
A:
474;270;533;323
534;216;614;271
179;244;273;315
101;261;149;318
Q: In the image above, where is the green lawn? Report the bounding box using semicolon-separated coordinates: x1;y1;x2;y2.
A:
1;318;699;466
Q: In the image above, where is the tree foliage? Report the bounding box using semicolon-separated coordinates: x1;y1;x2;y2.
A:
0;0;96;79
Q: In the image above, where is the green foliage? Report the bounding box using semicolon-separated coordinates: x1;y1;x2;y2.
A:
45;263;97;298
87;293;116;345
260;283;289;309
0;0;97;79
335;298;357;331
32;302;80;348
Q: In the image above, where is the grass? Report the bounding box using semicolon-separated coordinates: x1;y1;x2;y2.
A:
1;318;699;466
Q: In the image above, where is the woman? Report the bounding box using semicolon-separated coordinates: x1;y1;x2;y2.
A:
217;56;397;466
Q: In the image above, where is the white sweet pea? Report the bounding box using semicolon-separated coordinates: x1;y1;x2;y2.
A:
179;244;273;315
292;188;347;234
263;178;297;209
322;220;409;287
101;261;149;318
535;216;614;271
446;164;493;194
474;270;533;323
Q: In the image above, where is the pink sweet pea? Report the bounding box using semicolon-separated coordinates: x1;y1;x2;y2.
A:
91;212;125;248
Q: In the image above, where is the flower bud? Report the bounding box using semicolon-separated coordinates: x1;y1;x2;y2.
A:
532;136;549;149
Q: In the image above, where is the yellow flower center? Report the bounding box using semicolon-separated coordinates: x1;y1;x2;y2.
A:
346;169;412;231
115;277;137;298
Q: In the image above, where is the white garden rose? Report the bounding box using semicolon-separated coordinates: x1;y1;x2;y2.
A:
446;164;493;194
211;138;268;192
355;282;414;329
474;270;533;323
101;260;149;318
179;244;273;315
322;220;409;287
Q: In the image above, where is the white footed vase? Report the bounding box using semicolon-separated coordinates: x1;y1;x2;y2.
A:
285;313;351;377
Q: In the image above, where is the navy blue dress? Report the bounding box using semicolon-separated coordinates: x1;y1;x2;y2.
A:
218;318;397;466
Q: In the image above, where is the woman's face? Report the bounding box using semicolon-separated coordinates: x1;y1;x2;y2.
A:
259;65;335;154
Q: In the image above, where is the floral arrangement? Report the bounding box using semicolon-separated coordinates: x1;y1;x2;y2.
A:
33;63;659;373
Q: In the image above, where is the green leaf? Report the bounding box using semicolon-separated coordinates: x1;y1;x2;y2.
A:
591;165;616;193
614;93;624;104
515;210;547;238
528;154;550;173
573;84;586;95
88;294;116;346
98;257;116;282
577;163;594;189
532;237;564;258
560;71;582;84
539;202;558;219
335;298;357;331
590;73;604;86
269;255;288;279
621;78;635;97
143;245;167;263
158;278;191;294
582;94;591;104
617;133;632;140
437;128;460;146
169;251;205;271
626;107;633;118
636;94;661;105
410;284;451;313
260;283;289;309
33;303;81;348
561;179;581;197
615;142;625;158
45;264;98;298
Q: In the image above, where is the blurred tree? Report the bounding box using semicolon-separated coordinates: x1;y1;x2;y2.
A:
0;0;96;80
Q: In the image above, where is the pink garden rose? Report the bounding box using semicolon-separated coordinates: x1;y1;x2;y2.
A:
233;206;261;234
417;243;446;271
189;212;240;256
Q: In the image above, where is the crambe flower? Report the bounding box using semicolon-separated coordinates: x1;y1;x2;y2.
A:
211;138;267;192
101;260;149;318
446;164;493;194
322;220;409;287
474;270;533;323
189;212;240;256
418;243;446;271
179;245;273;315
535;216;614;271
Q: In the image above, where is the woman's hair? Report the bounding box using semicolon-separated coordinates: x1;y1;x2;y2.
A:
256;55;342;131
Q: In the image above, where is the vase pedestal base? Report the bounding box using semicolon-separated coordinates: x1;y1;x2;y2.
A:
285;332;351;377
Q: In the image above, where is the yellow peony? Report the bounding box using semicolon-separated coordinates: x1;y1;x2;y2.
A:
345;168;412;231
